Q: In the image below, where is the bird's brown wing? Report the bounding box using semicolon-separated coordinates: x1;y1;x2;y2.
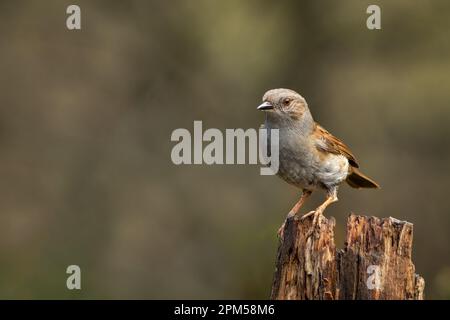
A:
313;123;359;168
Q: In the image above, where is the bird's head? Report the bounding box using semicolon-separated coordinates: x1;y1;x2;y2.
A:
257;88;309;121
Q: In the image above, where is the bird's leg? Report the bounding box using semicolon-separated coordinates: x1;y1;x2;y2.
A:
289;189;312;216
301;187;339;240
311;187;339;224
277;190;312;237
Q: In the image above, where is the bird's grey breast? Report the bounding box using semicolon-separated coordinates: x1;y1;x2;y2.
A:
265;119;316;188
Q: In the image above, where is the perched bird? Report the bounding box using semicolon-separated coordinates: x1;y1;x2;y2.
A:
257;88;379;235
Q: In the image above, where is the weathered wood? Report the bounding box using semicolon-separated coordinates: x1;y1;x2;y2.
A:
270;214;425;300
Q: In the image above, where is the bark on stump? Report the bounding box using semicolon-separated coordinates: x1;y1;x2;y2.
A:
270;214;425;300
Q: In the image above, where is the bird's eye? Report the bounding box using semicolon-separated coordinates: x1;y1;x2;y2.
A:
283;98;291;106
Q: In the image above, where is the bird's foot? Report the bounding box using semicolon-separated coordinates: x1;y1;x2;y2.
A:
277;211;296;239
303;209;324;239
300;210;316;220
277;222;285;238
311;209;324;226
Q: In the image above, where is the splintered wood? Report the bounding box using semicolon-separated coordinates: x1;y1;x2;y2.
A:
270;214;425;300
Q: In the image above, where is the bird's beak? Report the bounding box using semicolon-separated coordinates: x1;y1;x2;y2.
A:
257;101;273;111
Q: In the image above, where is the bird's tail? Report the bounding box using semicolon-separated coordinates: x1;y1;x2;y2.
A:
346;167;380;189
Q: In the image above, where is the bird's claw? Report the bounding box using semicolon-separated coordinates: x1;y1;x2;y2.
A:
300;210;316;220
279;209;324;238
277;222;286;238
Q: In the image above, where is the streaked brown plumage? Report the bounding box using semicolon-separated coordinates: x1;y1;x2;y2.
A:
313;123;379;189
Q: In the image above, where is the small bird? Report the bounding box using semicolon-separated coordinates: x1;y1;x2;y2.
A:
257;88;379;235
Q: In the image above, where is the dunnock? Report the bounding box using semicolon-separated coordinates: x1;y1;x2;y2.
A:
258;88;379;235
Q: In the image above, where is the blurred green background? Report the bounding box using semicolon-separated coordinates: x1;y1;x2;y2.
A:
0;0;450;299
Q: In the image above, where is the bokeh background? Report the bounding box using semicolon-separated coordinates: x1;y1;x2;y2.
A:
0;0;449;299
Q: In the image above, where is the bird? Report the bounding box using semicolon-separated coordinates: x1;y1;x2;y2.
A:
257;88;379;236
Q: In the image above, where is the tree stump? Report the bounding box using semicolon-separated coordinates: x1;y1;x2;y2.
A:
270;214;425;300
